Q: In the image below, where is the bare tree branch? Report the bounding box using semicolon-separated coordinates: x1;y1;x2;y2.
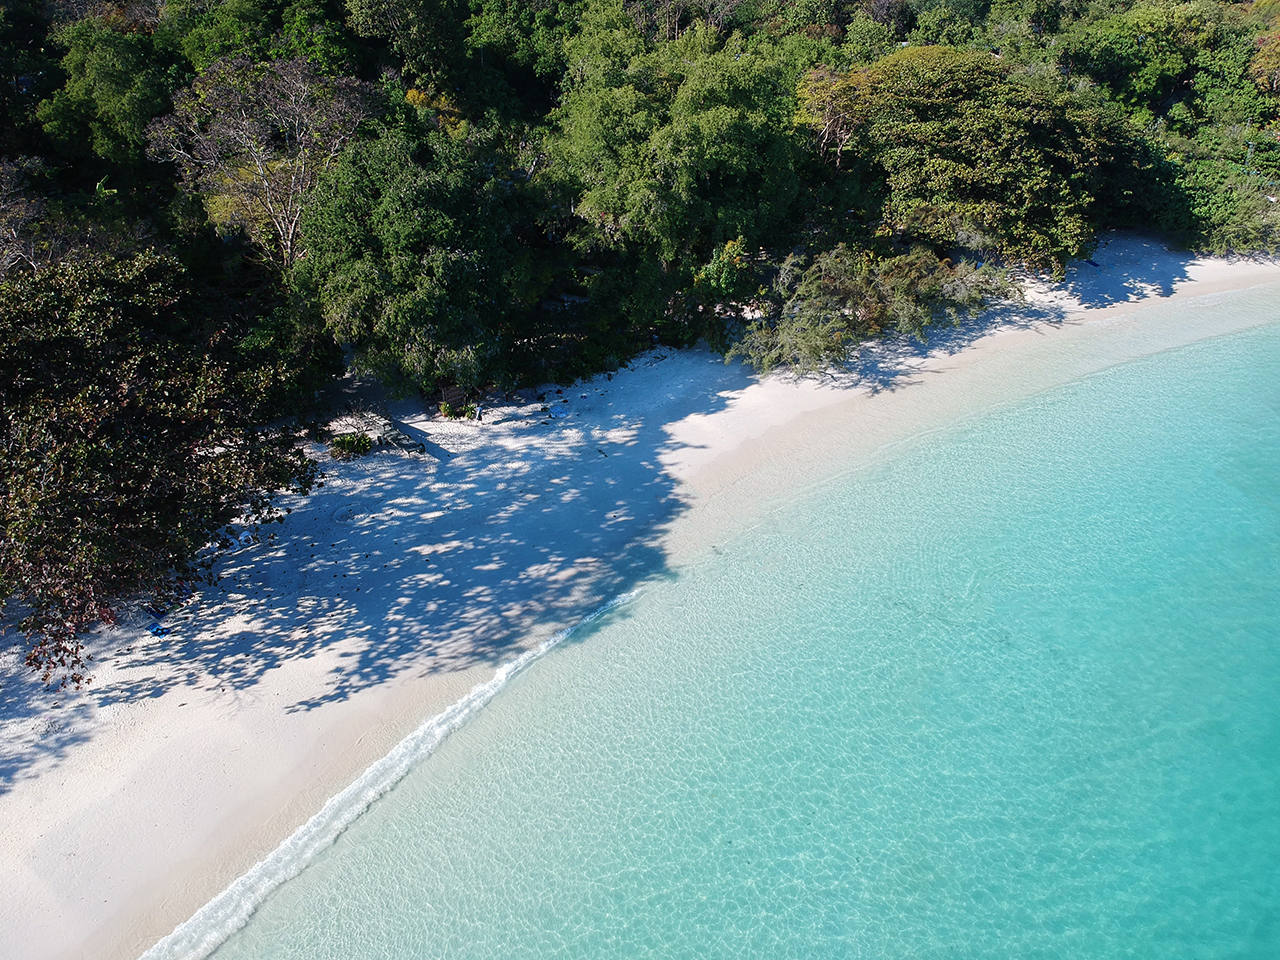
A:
148;58;373;271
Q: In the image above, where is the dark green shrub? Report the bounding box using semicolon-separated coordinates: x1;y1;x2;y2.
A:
0;252;315;685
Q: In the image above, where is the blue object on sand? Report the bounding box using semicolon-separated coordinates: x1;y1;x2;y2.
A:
148;623;171;637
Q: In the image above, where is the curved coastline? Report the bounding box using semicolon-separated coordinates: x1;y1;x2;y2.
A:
210;317;1280;959
2;235;1279;960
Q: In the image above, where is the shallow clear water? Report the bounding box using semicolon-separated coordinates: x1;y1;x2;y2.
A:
213;319;1280;959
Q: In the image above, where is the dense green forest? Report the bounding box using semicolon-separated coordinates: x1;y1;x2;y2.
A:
3;0;1279;680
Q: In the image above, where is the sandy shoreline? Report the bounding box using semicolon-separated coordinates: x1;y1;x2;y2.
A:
2;235;1279;960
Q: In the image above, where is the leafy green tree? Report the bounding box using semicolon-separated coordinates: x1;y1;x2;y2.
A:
1189;26;1270;128
345;0;469;81
1059;1;1261;125
799;46;1134;271
0;252;316;685
987;0;1073;37
297;115;551;392
37;18;175;165
159;0;358;73
161;0;276;70
907;4;975;44
553;3;804;275
840;11;897;61
466;0;584;77
692;236;762;308
1156;127;1280;251
275;0;359;71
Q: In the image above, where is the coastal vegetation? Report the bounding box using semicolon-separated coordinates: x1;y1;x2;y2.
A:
2;0;1279;679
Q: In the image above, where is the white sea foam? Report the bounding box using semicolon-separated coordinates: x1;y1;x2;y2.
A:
138;591;636;960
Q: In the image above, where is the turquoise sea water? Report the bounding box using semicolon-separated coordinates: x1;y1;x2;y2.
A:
212;319;1280;959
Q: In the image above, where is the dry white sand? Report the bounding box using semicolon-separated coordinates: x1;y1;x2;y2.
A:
2;235;1279;960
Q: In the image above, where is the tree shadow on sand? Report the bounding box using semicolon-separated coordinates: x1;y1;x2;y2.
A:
83;351;757;716
0;237;1206;792
0;641;95;794
1054;234;1198;307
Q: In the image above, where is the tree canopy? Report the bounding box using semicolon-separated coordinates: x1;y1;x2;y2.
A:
799;46;1135;272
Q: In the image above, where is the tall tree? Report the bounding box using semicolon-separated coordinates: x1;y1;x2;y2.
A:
553;4;803;274
799;46;1134;271
38;18;175;166
149;57;372;269
466;0;584;78
298;113;554;392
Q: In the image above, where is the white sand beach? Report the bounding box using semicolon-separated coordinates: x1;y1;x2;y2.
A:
3;235;1279;960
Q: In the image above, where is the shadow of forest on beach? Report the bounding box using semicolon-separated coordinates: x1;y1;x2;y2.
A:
0;236;1204;793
